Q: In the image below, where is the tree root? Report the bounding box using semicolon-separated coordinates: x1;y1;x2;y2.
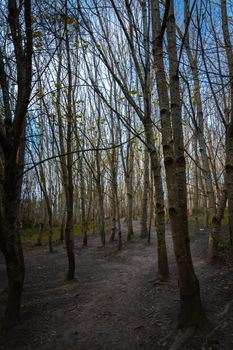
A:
168;326;196;350
217;298;233;317
204;299;233;341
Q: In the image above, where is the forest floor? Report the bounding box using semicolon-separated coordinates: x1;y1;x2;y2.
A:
0;221;233;350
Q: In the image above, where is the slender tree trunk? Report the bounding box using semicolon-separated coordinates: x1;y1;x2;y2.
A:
116;193;122;250
96;149;106;247
65;173;75;280
38;163;54;253
211;182;228;253
36;222;44;246
148;168;154;244
126;171;134;241
81;189;88;248
47;203;53;254
151;0;205;326
60;209;66;242
198;168;209;227
64;10;75;279
110;147;117;242
221;0;233;256
110;196;117;242
182;0;217;260
140;147;149;238
193;136;200;231
79;149;88;247
144;121;169;280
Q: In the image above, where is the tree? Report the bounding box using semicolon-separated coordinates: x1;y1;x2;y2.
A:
0;0;32;325
151;0;205;326
221;0;233;257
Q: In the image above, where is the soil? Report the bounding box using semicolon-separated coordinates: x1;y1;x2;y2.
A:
0;221;233;350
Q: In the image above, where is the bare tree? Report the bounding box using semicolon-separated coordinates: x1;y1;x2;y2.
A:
0;0;32;325
151;0;205;326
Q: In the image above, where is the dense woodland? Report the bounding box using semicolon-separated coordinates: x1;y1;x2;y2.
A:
0;0;233;349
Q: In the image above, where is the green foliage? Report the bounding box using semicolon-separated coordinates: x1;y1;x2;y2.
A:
218;228;231;250
20;220;109;245
87;220;100;232
107;248;121;256
66;17;74;25
32;31;42;38
82;41;89;49
188;209;229;231
188;209;207;227
21;224;82;244
221;212;229;225
128;89;138;95
36;90;44;99
21;227;41;242
55;83;61;89
145;241;152;247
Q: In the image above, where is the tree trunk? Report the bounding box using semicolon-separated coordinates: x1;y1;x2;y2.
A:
47;208;53;254
151;0;205;326
79;151;88;247
36;222;44;246
64;11;75;279
126;172;134;241
60;209;66;242
0;0;32;324
221;0;233;257
182;0;217;260
193;136;200;231
144;121;169;280
1;161;25;326
148;168;154;244
96;150;106;247
110;147;117;242
211;182;228;258
140;147;149;238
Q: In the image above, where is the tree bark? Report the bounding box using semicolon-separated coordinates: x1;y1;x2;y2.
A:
151;0;205;326
0;0;32;325
140;147;149;238
180;0;218;260
64;9;75;279
96;149;106;247
144;121;169;280
221;0;233;256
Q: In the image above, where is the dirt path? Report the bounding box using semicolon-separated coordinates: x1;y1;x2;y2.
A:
1;221;233;350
